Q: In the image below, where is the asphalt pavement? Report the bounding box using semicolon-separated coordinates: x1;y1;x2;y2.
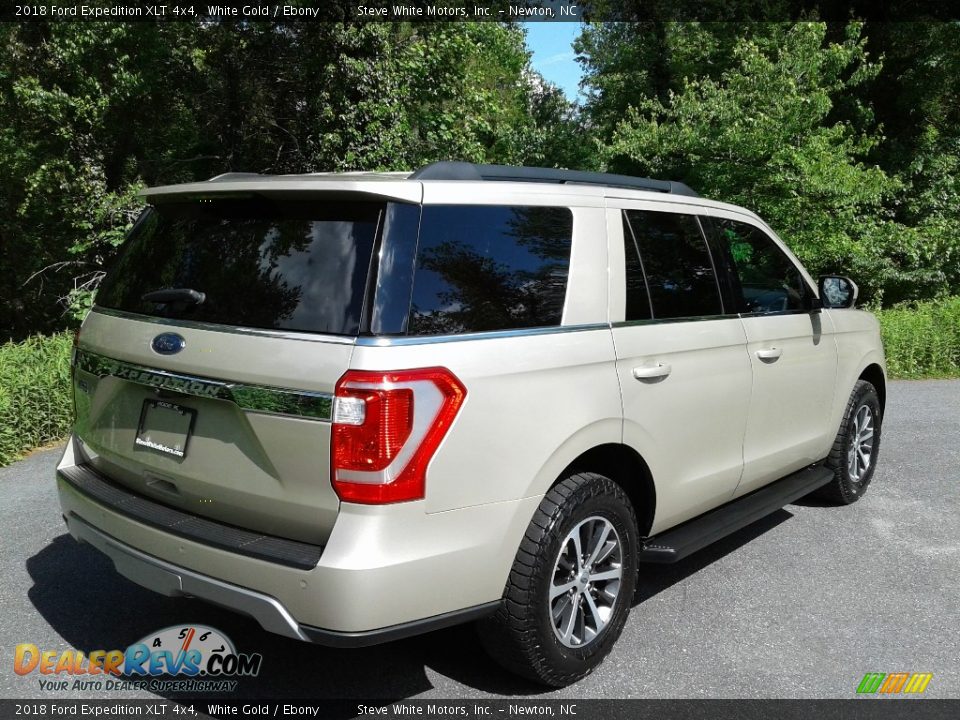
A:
1;380;957;702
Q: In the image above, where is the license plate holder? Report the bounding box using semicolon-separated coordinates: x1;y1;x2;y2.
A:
134;399;197;460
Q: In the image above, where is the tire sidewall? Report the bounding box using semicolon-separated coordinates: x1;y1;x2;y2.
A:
838;385;882;499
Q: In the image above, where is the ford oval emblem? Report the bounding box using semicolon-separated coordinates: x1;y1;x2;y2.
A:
151;333;185;355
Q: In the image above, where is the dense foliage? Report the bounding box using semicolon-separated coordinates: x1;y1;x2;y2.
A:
0;332;72;465
0;22;575;340
878;297;960;379
578;21;960;306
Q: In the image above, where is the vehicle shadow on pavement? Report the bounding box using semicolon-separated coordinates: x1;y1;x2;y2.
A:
789;493;842;508
633;509;793;604
25;534;542;708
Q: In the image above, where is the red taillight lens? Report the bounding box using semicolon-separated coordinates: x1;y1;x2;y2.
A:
332;367;466;504
333;387;413;472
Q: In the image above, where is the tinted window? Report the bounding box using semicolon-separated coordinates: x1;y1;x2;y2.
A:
367;203;422;335
408;206;573;335
622;213;652;321
711;218;808;314
624;210;722;319
96;198;381;335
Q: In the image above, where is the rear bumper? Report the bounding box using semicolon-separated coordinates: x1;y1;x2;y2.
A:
56;437;538;642
64;512;311;641
62;513;498;647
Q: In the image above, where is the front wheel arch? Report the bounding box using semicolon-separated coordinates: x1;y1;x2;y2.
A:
859;363;886;414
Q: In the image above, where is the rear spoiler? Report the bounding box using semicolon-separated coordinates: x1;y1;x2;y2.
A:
140;177;422;204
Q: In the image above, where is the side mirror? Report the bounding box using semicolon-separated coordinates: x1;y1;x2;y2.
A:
819;275;858;309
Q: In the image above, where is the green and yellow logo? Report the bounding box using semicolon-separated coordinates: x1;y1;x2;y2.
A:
857;673;933;695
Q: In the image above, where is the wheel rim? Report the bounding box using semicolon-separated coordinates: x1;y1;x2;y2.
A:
847;404;875;483
549;516;623;648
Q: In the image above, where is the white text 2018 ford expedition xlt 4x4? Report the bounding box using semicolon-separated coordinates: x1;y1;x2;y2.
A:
57;162;886;686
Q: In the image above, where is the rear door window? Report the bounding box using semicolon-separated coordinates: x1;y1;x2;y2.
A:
408;205;573;335
96;197;382;336
624;209;723;319
622;213;652;321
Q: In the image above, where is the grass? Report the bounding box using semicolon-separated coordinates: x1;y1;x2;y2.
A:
0;332;74;466
876;296;960;379
0;299;957;466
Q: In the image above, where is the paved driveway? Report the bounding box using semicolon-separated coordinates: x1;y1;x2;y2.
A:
1;380;957;700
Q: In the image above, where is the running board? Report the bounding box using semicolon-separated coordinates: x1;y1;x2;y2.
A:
639;464;834;564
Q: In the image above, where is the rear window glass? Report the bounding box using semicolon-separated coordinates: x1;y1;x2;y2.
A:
96;198;382;336
408;205;573;335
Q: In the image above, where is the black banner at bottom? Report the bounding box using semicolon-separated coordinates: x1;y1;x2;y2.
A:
1;699;957;720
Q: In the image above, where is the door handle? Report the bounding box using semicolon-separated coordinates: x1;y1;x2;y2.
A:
755;347;783;361
632;363;672;380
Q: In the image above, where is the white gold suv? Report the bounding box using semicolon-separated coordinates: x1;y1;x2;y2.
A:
57;162;886;686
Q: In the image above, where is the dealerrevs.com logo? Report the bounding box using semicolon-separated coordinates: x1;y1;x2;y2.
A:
13;625;262;693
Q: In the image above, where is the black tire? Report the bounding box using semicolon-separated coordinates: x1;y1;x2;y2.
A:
817;379;882;504
478;472;639;687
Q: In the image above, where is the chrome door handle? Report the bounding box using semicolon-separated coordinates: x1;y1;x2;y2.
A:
632;363;672;380
755;347;783;361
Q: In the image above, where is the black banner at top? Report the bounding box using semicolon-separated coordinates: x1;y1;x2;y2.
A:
3;0;960;23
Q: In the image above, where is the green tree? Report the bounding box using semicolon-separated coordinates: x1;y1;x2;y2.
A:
580;20;960;305
0;23;192;338
856;22;960;302
586;23;911;302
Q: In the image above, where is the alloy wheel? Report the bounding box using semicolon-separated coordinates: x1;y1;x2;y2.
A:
847;404;875;483
549;516;623;648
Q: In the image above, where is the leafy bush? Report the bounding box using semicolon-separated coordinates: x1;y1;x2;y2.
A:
0;333;73;466
878;297;960;379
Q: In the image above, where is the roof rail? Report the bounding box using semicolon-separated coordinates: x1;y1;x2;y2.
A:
208;172;264;182
409;161;699;198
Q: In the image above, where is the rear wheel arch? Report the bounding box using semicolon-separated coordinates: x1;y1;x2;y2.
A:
559;443;656;539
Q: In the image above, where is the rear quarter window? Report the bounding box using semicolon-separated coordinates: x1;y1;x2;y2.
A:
408;205;573;335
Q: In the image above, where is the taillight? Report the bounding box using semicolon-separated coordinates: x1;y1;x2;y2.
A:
332;367;466;504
